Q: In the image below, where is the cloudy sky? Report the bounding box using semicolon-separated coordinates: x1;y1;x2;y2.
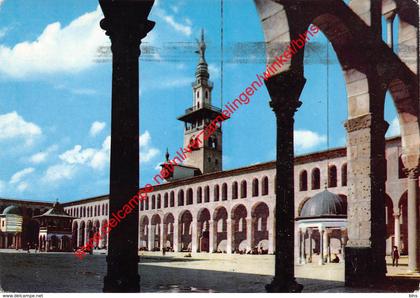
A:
0;0;399;202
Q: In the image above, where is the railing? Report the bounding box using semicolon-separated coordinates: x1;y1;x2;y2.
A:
184;103;222;114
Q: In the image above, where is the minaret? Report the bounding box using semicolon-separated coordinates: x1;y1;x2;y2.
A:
177;29;223;174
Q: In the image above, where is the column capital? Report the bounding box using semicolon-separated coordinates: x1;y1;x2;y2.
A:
344;113;389;134
404;167;420;179
99;0;155;54
264;70;305;117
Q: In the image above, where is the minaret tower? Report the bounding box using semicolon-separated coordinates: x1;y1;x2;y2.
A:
177;29;223;174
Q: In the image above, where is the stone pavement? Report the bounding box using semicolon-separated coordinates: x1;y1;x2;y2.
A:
0;250;418;293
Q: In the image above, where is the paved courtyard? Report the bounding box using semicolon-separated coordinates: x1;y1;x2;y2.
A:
0;250;418;293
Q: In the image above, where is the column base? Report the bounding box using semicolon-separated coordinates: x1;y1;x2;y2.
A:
103;256;140;293
265;278;303;293
345;247;386;287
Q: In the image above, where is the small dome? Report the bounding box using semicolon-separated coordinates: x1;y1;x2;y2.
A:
2;205;22;216
299;190;347;218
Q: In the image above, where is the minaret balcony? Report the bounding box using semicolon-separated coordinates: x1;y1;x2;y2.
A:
177;103;223;123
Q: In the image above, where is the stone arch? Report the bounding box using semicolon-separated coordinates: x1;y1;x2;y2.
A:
221;183;228;201
252;178;259;197
398;191;408;254
186;188;193;205
139;215;149;250
178;210;193;251
232;181;238;199
72;221;78;249
151;214;161;250
152;195;156;209
251;202;269;252
299;170;308;191
170;191;175;207
197;187;202;203
328;164;338;188
163;213;175;249
177;189;184;207
311;168;321;190
157;194;161;209
240;180;247;198
197;208;211;252
262;176;269;195
204;186;210;202
231;204;248;252
213;184;220;201
213;206;228;252
164;192;169;208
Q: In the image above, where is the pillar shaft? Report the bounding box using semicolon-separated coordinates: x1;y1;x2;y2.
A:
407;169;419;272
344;110;388;286
99;0;155;292
308;230;313;263
323;229;329;263
393;212;401;250
209;220;215;253
319;229;324;265
226;219;232;254
191;219;198;253
173;219;179;252
246;217;253;252
268;213;274;254
264;71;305;293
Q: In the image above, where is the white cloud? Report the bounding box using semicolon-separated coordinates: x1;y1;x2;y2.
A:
0;27;9;39
0;112;42;146
17;182;29;192
89;121;106;137
0;0;4;8
29;144;58;164
154;7;192;36
42;163;76;183
140;131;160;163
10;167;34;184
386;117;400;137
294;130;327;152
0;6;106;78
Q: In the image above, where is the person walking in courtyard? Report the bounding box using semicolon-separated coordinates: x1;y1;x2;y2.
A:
392;246;400;267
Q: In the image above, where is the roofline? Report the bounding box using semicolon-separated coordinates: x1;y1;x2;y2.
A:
26;136;404;206
0;198;53;206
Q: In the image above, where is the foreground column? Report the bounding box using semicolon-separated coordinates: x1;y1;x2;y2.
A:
191;219;198;253
265;71;305;293
173;219;179;252
99;0;155;292
407;168;419;272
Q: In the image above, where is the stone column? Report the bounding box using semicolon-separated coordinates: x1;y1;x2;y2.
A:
191;219;198;253
159;224;164;251
308;229;313;263
340;228;347;263
246;217;253;252
265;71;305;293
173;219;179;252
209;220;215;253
302;229;306;263
147;225;153;251
319;228;324;265
99;0;155;293
407;168;419;272
226;219;232;254
344;110;388;286
393;211;401;250
162;223;167;251
323;229;329;263
298;229;304;264
268;212;274;254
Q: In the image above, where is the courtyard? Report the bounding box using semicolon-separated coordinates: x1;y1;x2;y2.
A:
0;250;418;293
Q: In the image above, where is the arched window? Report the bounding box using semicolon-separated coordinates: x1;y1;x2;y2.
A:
140;200;144;211
106;204;108;216
187;188;193;205
214;185;220;201
205;90;209;99
341;163;347;186
197;187;202;203
164;193;168;208
157;194;161;209
328;165;337;188
196;90;199;99
170;191;175;207
102;204;104;216
299;170;308;191
232;182;238;199
152;195;156;209
311;168;320;190
145;198;149;210
204;186;210;203
240;180;247;198
222;183;228;200
261;176;269;195
399;156;407;179
252;178;259;197
178;190;184;206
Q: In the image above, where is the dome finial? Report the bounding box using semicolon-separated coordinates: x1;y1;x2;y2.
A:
195;29;206;63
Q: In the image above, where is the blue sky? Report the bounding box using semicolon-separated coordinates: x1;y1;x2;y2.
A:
0;0;399;202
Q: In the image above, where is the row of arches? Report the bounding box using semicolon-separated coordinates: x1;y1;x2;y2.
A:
139;202;273;254
66;203;108;219
141;177;270;211
71;219;109;249
299;164;347;191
